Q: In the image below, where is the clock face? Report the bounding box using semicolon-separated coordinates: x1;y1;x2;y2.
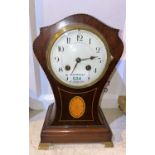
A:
48;27;109;88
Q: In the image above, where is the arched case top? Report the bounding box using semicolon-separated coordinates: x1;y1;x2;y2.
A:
33;14;123;93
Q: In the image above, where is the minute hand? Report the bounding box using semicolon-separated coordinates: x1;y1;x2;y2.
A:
81;56;98;61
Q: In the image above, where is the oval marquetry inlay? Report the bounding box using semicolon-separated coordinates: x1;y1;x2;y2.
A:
69;96;85;119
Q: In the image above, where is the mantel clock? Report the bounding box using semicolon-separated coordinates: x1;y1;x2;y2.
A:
33;14;123;148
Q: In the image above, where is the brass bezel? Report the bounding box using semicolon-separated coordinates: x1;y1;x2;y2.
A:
46;24;112;89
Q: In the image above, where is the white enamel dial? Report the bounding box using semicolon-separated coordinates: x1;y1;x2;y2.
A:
49;29;108;88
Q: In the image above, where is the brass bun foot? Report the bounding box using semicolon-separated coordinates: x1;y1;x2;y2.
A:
104;141;114;148
38;143;50;150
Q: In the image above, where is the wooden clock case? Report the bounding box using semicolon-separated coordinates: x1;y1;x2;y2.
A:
33;14;123;146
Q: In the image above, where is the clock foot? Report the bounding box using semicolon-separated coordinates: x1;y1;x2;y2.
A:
104;141;113;148
38;143;50;150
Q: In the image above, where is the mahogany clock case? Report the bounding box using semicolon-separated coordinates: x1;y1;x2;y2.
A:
33;14;124;143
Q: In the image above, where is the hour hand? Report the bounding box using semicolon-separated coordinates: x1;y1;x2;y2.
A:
81;56;98;61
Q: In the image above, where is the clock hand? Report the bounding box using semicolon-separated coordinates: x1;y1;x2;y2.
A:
71;56;98;74
71;57;81;74
81;56;98;61
71;62;78;74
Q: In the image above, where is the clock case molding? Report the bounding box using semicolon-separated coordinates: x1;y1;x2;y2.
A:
33;14;123;144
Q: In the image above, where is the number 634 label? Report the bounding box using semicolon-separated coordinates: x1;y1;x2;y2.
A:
67;73;89;83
